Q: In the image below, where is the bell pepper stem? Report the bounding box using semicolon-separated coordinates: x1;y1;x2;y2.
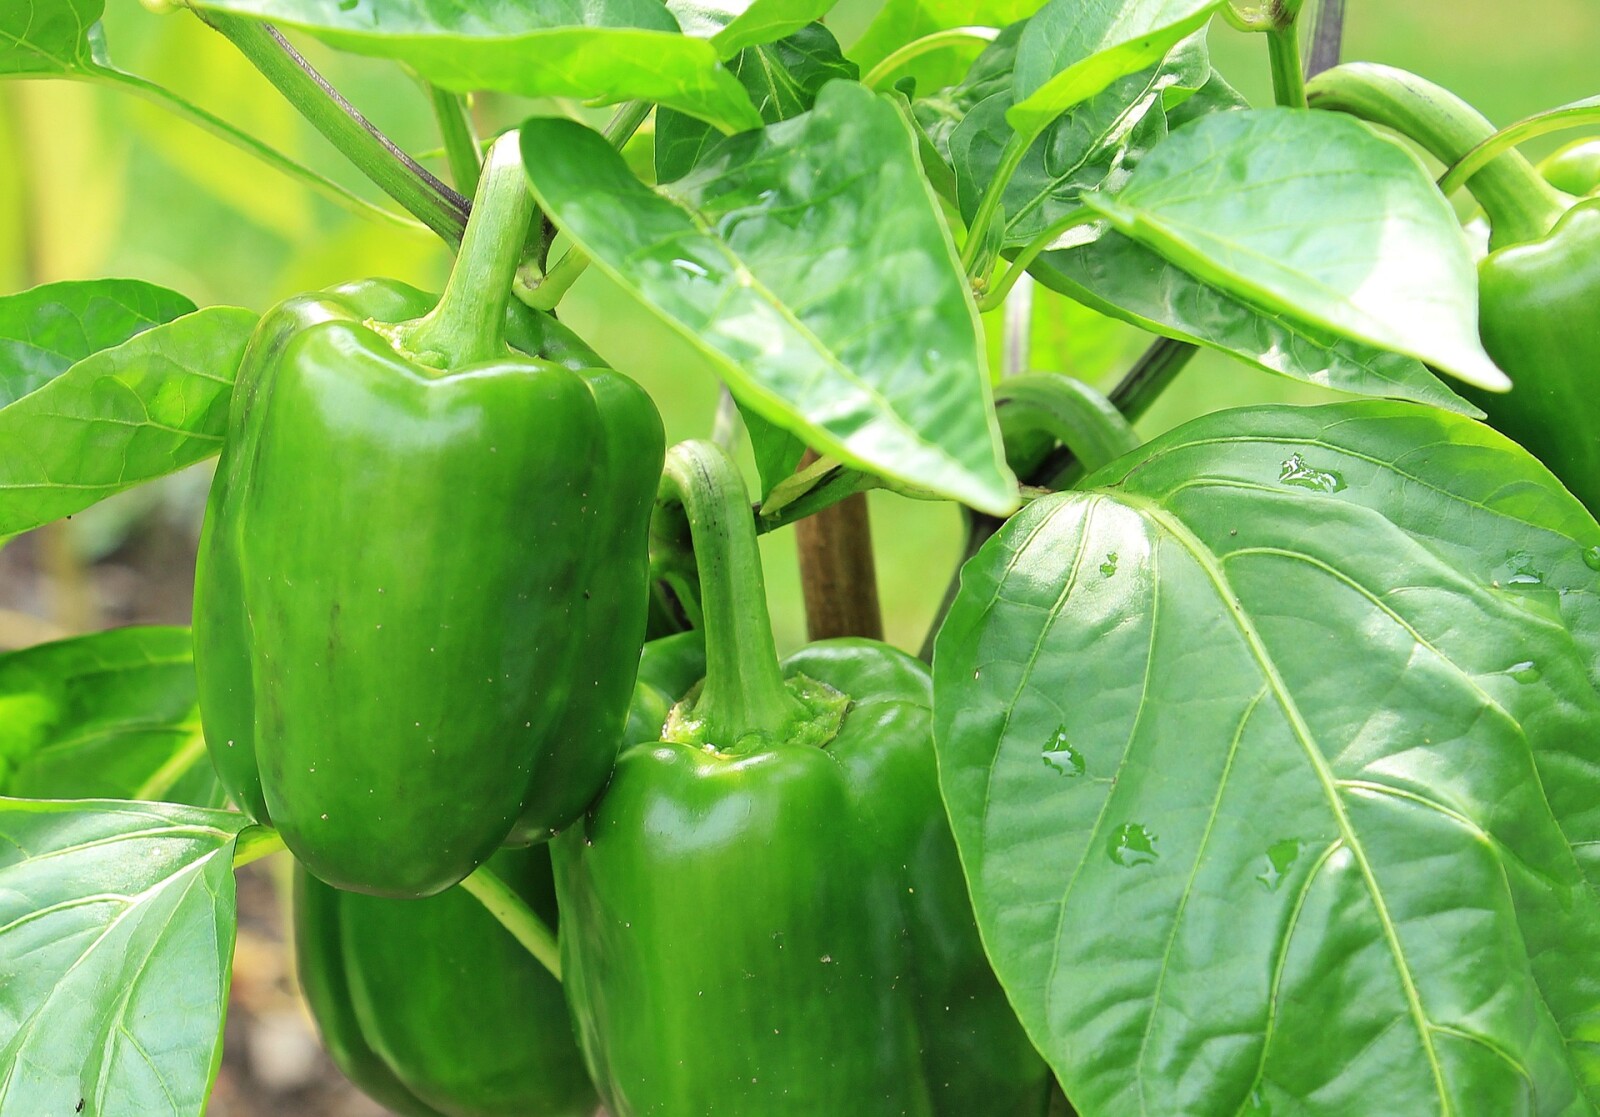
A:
396;132;537;368
657;441;810;745
1306;63;1568;249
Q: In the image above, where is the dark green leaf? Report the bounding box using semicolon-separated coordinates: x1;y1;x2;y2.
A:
915;21;1025;159
0;305;257;539
1007;0;1223;136
935;400;1600;1115
0;627;221;809
1084;108;1507;390
0;799;248;1115
656;23;856;183
523;82;1018;514
1031;230;1478;414
740;402;807;497
0;0;101;77
0;279;196;408
189;0;762;133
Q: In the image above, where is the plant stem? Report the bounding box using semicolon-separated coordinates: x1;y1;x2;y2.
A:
87;66;427;231
794;451;883;641
603;99;654;147
961;131;1029;276
460;865;562;981
657;441;808;744
1306;63;1568;248
197;10;469;243
1267;24;1308;108
994;375;1141;476
393;133;535;367
862;27;1001;89
428;83;482;195
1439;95;1600;197
978;207;1095;311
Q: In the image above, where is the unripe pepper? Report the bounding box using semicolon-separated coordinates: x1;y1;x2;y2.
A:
193;133;664;896
553;440;1050;1117
1541;138;1600;197
295;845;596;1117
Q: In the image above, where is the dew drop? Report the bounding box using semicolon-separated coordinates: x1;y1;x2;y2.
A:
1495;549;1544;586
1508;660;1542;684
1256;839;1301;891
1277;453;1345;493
1583;545;1600;572
1245;1089;1272;1115
1041;726;1085;777
671;258;710;278
1108;823;1159;867
1099;552;1119;578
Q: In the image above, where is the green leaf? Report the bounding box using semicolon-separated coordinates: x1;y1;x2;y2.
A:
523;82;1018;515
1031;229;1478;414
0;0;101;77
740;403;807;497
1083;108;1508;391
0;799;249;1116
951;33;1209;248
0;627;221;808
0;305;257;539
668;0;843;58
935;400;1600;1116
852;0;1047;93
656;23;857;183
0;280;196;408
188;0;763;133
1006;0;1224;137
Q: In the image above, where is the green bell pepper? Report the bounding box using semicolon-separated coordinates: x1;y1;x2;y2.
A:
553;440;1050;1117
194;133;663;897
1308;65;1600;514
1541;137;1600;197
295;845;595;1117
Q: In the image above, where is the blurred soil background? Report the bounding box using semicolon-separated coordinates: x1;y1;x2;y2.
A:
1;0;1594;1112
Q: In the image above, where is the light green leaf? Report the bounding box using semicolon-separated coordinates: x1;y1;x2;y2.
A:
1006;0;1223;137
1083;108;1508;391
522;82;1018;514
851;0;1047;93
0;0;101;76
0;627;221;808
0;279;196;407
668;0;843;58
188;0;763;133
0;305;257;539
935;400;1600;1116
0;799;249;1116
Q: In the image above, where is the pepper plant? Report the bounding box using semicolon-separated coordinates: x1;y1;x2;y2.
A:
1;0;1598;1113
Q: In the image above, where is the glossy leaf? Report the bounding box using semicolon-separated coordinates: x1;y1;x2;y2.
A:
1084;108;1508;391
851;0;1047;93
0;0;100;76
189;0;762;133
667;0;842;58
0;799;249;1116
656;23;857;183
1007;0;1223;136
0;627;221;809
951;34;1208;247
0;305;256;539
522;82;1018;514
0;279;196;407
1031;229;1477;414
935;400;1600;1116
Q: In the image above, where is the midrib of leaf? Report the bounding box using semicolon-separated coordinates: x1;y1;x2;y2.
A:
1120;491;1452;1113
132;729;207;803
1132;687;1264;1117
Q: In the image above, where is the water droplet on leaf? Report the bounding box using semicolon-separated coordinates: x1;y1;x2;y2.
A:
1109;823;1159;866
1508;660;1542;684
1099;553;1118;578
1584;545;1600;572
1277;453;1345;493
1256;839;1301;891
1495;549;1544;586
1041;726;1085;777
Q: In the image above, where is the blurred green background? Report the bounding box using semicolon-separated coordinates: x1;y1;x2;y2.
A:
1;0;1595;658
